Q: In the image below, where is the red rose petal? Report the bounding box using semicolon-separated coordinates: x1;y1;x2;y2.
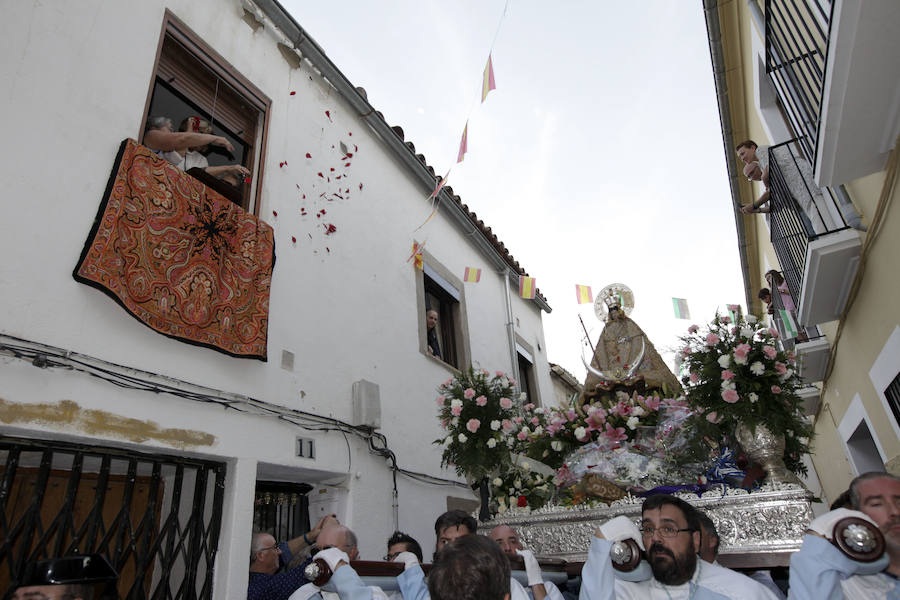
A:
330;167;335;172
291;236;297;243
317;172;324;178
354;144;358;151
359;183;363;190
348;132;353;136
290;91;296;96
326;247;330;253
344;162;351;167
325;110;332;121
244;177;251;184
272;210;278;217
305;153;312;158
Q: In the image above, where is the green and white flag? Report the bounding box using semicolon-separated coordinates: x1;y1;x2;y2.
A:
726;303;742;323
779;309;799;339
672;297;690;319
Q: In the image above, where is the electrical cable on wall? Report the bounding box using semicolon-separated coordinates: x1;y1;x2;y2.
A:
0;334;470;503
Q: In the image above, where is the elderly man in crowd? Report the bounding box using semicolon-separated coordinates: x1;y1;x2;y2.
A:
581;494;779;599
489;524;566;600
288;525;388;600
395;510;531;600
427;534;511;600
789;471;900;599
248;514;338;600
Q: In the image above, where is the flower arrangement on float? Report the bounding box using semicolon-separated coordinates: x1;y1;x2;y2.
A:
434;367;522;480
678;313;813;476
490;458;555;514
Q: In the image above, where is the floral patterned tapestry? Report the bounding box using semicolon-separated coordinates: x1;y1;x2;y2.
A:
74;139;275;360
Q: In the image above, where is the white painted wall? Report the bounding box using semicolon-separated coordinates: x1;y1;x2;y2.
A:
0;0;554;591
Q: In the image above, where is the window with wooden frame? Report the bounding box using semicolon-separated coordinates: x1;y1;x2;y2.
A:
417;258;470;370
140;12;270;214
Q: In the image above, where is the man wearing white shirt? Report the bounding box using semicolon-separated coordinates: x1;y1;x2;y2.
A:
580;494;779;599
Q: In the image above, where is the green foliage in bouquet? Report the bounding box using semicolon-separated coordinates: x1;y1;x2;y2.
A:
679;313;813;475
489;460;555;514
434;367;521;480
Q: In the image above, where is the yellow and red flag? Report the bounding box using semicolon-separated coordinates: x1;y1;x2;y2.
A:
482;54;496;102
463;267;482;283
457;122;468;163
519;275;536;299
408;241;425;269
575;284;593;304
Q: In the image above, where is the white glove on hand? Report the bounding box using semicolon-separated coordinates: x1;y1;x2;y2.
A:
314;547;350;573
599;515;645;551
515;549;543;587
392;551;419;570
809;508;877;540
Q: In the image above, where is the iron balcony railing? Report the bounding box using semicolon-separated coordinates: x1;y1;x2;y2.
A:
767;275;822;350
765;0;834;165
766;140;849;309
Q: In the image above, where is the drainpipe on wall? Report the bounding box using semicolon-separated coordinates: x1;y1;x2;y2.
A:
833;185;867;231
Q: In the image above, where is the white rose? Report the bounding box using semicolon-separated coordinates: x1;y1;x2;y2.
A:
450;399;463;408
626;416;640;430
746;315;758;324
748;393;759;403
444;436;454;445
493;477;503;487
498;503;507;514
717;355;731;369
534;407;544;414
734;354;748;365
519;392;528;401
721;379;736;390
520;426;531;435
514;479;522;488
521;461;531;471
451;417;459;426
457;433;467;443
781;369;794;381
750;361;765;376
574;426;586;440
490;420;501;431
551;440;563;451
631;406;646;417
487;438;497;448
506;438;515;447
741;327;754;338
533;425;543;436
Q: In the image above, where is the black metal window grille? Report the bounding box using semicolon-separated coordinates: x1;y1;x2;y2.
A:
766;140;848;307
765;0;834;165
885;372;900;432
0;436;226;600
252;482;311;551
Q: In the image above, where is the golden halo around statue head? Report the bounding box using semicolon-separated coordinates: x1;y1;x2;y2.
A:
593;283;635;322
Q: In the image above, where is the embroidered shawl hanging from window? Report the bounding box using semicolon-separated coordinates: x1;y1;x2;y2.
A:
75;139;275;360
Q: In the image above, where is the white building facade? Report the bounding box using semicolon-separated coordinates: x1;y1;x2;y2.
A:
0;1;554;596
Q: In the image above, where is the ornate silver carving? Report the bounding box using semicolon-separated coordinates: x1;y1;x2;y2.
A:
479;484;813;562
304;561;322;580
610;541;632;564
843;523;877;553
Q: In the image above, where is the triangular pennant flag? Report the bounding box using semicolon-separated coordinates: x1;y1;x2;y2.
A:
463;267;482;283
408;241;425;269
430;171;449;199
779;309;798;339
519;276;536;299
482;54;496;102
457;122;468;163
672;298;690;319
575;284;593;305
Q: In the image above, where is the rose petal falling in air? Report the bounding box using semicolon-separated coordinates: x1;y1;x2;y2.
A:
290;91;296;96
272;210;278;217
291;236;296;243
325;110;332;121
305;153;311;158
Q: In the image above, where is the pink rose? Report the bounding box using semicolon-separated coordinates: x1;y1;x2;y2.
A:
517;430;528;441
566;409;577;421
475;395;488;406
688;324;699;333
513;416;523;424
775;361;787;375
731;326;740;335
436;396;446;406
463;388;476;399
734;343;751;359
689;372;700;384
508;377;517;386
466;419;481;433
495;371;505;377
681;346;692;357
499;397;513;409
524;403;535;411
771;385;782;394
721;389;739;403
531;417;540;426
763;345;777;359
442;378;453;387
706;333;720;346
501;419;514;432
644;396;661;411
768;328;780;339
441;418;449;428
721;315;732;324
706;411;721;423
451;405;462;416
721;369;735;381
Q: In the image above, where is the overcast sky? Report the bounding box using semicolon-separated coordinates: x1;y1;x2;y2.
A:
282;0;746;381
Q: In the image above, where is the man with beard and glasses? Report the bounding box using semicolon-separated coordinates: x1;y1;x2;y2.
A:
579;494;779;599
788;471;900;599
